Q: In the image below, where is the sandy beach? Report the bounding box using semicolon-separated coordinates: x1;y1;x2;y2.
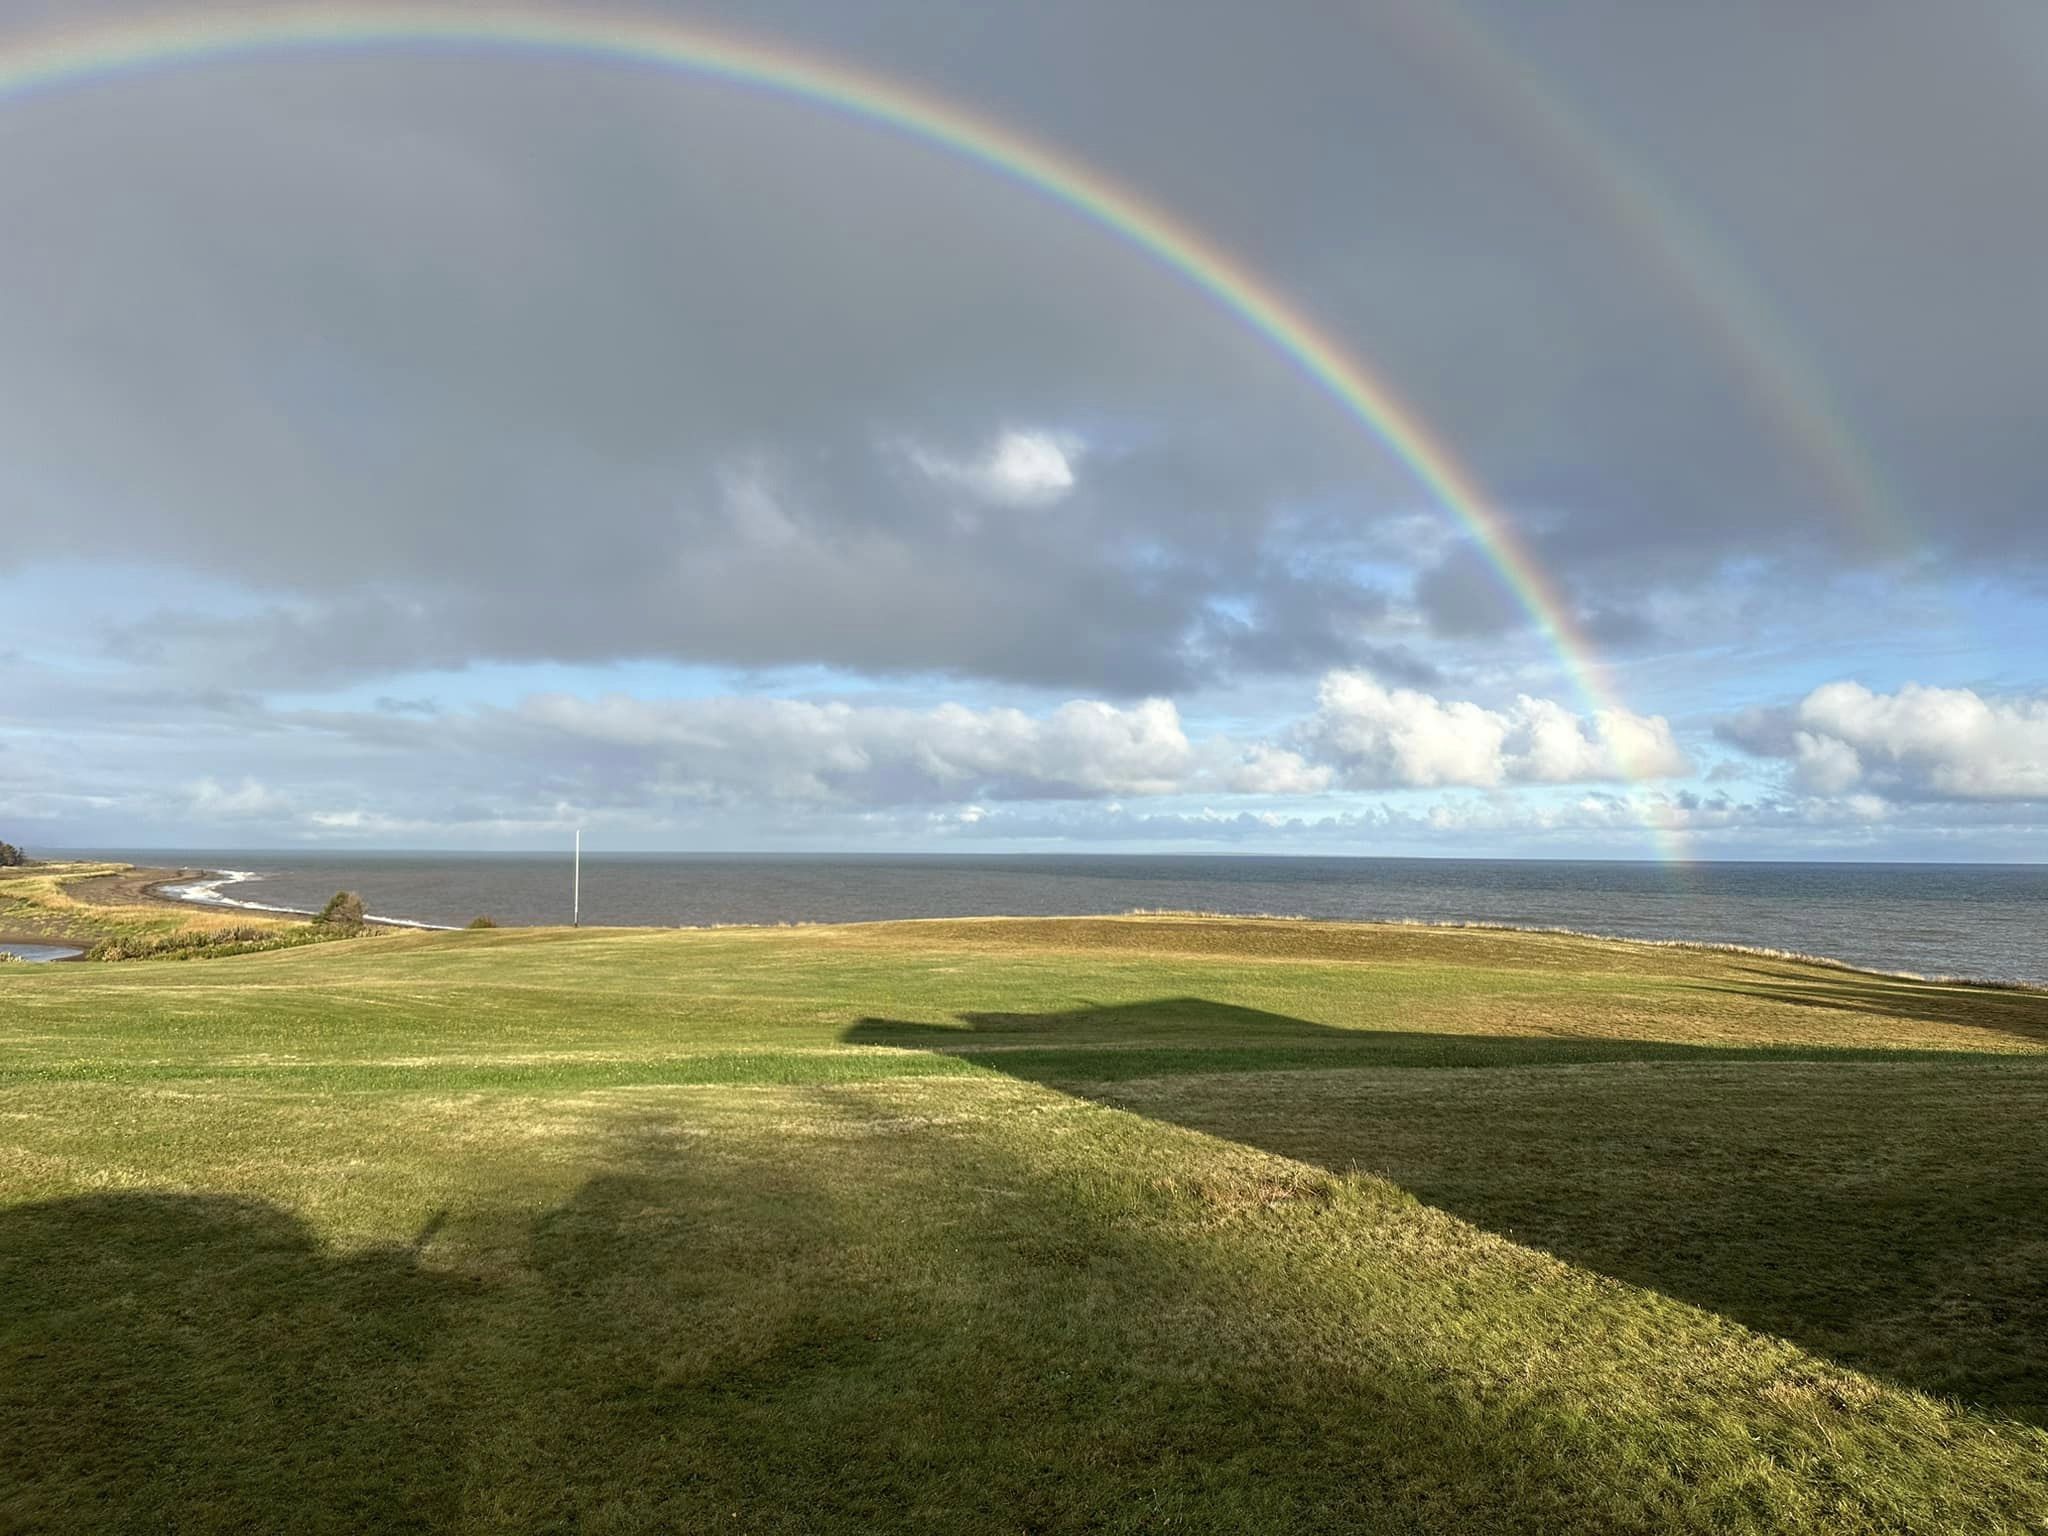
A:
60;867;212;911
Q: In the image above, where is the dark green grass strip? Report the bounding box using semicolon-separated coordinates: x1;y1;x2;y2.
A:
0;1039;2026;1094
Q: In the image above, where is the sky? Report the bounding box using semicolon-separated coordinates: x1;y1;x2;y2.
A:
1;0;2044;860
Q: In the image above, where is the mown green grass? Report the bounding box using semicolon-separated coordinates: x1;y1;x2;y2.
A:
2;916;2045;1532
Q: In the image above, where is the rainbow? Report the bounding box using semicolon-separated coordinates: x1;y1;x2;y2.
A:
0;4;1690;856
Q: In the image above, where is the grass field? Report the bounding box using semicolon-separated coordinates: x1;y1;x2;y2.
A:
3;908;2046;1532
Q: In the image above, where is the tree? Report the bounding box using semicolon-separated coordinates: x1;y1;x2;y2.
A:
0;841;26;867
315;891;366;928
466;916;498;929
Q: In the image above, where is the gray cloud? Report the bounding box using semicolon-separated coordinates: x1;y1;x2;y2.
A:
1412;545;1528;640
2;2;2046;861
2;1;2042;703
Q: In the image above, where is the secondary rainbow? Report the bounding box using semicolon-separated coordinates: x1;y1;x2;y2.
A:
1386;1;1908;557
0;4;1690;856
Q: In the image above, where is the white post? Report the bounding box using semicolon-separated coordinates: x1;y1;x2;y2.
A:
573;829;581;928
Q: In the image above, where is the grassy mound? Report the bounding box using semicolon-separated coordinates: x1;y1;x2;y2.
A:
2;917;2044;1532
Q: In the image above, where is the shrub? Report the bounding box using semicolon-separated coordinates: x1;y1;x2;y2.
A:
0;840;26;867
88;925;270;961
85;922;376;962
466;916;499;929
315;891;367;928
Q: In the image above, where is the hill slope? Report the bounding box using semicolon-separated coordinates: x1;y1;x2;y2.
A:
2;917;2044;1532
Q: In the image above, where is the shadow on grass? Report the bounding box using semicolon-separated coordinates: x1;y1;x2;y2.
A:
847;999;2048;1421
5;1096;2045;1531
0;1128;1778;1533
0;1193;473;1532
480;1118;1729;1531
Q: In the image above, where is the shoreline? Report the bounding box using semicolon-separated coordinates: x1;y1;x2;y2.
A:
139;869;456;931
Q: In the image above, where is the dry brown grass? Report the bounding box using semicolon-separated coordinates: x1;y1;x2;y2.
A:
0;862;307;953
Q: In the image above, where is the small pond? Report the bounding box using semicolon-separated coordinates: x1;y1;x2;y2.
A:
0;943;84;963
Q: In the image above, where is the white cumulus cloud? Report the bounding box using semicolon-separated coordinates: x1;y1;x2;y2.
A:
1303;671;1691;788
907;428;1080;507
1776;681;2048;799
1219;743;1334;795
515;692;1190;803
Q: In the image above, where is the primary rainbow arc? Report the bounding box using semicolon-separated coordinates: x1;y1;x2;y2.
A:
0;4;1688;858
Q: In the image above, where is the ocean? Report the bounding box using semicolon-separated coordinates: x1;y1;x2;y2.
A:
57;850;2048;984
